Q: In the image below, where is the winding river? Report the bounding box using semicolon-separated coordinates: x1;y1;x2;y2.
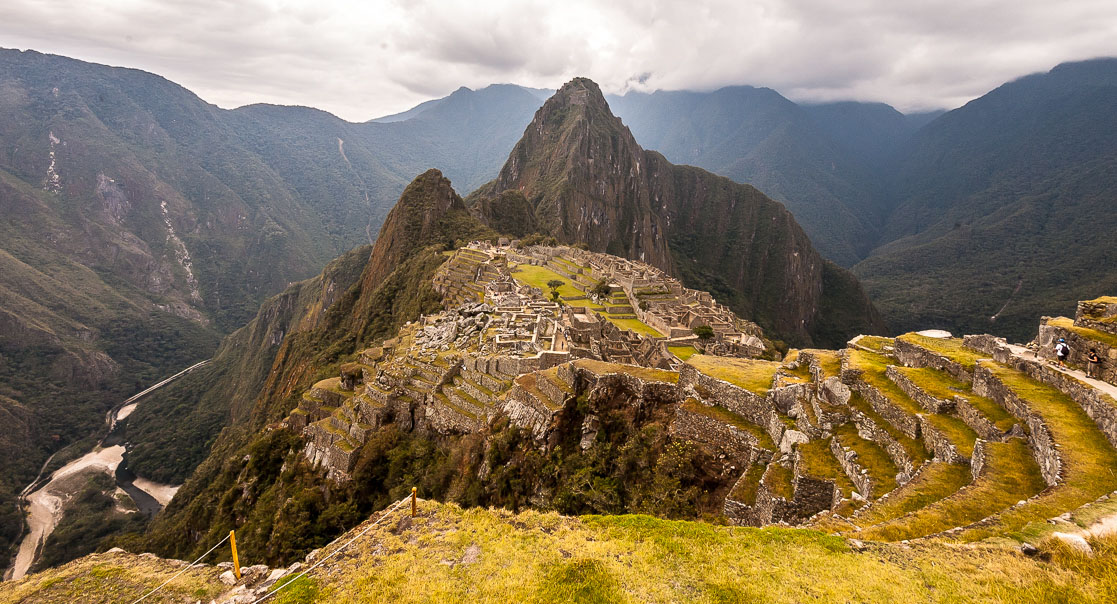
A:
4;360;209;580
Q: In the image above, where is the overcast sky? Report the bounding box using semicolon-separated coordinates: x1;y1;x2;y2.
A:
3;0;1116;121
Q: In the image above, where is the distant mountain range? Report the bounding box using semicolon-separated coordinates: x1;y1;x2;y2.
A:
2;47;1116;570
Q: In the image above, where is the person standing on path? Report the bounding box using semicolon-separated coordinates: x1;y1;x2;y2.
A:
1087;349;1101;378
1055;338;1070;367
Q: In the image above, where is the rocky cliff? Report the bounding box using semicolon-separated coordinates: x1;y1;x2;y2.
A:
469;78;883;346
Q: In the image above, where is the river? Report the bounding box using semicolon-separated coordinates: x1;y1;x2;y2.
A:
4;360;208;580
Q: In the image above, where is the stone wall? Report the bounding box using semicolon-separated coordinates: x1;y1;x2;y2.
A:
972;364;1062;486
846;410;916;480
1037;322;1117;386
885;366;955;413
830;437;876;499
851;380;921;439
1076;300;1117;336
670;403;771;466
893;338;973;383
917;417;968;464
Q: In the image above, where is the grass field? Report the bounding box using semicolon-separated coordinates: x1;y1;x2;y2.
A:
687;355;781;395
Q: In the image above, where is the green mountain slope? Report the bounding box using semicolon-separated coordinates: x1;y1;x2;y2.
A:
607;88;890;265
854;59;1117;339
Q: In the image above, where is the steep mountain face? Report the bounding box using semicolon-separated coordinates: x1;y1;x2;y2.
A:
606;88;887;265
138;171;494;558
0;49;541;566
470;78;883;346
854;59;1117;339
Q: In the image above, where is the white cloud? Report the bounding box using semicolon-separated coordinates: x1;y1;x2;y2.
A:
1;0;1115;119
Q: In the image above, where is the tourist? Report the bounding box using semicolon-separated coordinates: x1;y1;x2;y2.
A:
1055;338;1070;367
1087;349;1101;378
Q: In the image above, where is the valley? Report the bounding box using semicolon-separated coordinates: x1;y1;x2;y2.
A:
4;360;206;580
1;43;1116;604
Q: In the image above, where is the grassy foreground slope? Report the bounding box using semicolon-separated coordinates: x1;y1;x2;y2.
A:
6;500;1117;603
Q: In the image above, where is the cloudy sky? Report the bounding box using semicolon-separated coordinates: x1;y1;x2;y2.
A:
3;0;1116;121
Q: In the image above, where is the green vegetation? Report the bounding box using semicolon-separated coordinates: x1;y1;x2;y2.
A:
796;438;855;496
0;549;227;603
844;392;930;466
851;462;973;528
686;355;780;395
860;439;1046;541
960;364;1117;541
574;359;679;384
764;463;795;500
602;316;663;337
33;473;149;572
855;336;895;353
833;424;898;495
897;334;986;371
668;345;698;361
729;463;767;506
693;325;715;341
899;367;1017;432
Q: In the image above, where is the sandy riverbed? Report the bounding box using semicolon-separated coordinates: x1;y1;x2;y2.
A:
131;477;180;508
9;446;125;580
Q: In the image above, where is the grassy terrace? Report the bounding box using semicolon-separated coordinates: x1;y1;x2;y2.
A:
959;364;1117;541
845;392;930;465
797;438;855;496
681;398;775;450
851;461;973;528
573;359;679;384
687;355;781;395
808;350;843;378
855;336;895;354
849;350;978;458
859;439;1046;541
834;424;899;495
1048;316;1117;348
765;463;795;500
510;263;663;337
668;345;697;361
899;367;1018;433
729;462;767;505
897;334;986;372
514;373;561;411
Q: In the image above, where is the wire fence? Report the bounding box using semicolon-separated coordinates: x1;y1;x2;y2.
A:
129;532;231;604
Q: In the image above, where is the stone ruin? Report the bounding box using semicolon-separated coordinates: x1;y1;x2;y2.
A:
292;255;1117;541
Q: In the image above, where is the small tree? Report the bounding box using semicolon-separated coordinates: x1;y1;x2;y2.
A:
547;279;564;304
693;325;715;341
638;300;649;311
592;279;611;299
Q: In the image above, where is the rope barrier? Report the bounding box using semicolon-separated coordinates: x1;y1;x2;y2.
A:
130;532;231;604
250;496;411;603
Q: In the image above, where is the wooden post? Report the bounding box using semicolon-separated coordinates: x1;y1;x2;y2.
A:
230;530;241;581
411;487;417;517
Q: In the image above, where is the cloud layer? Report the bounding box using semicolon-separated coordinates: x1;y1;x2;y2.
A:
2;0;1116;120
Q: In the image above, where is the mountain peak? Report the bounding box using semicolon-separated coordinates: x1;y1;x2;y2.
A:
361;169;471;289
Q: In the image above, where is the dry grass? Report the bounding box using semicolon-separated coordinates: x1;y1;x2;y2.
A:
960;364;1117;541
303;501;1117;603
687;355;781;395
0;550;226;603
897;334;987;371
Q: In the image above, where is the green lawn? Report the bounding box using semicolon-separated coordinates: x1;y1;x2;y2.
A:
859;438;1046;541
897;334;987;371
1048;316;1117;348
851;461;972;528
511;263;662;336
668;345;698;361
687;355;781;395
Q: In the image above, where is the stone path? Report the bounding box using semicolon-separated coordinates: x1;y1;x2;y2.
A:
1005;344;1117;400
1005;342;1117;542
